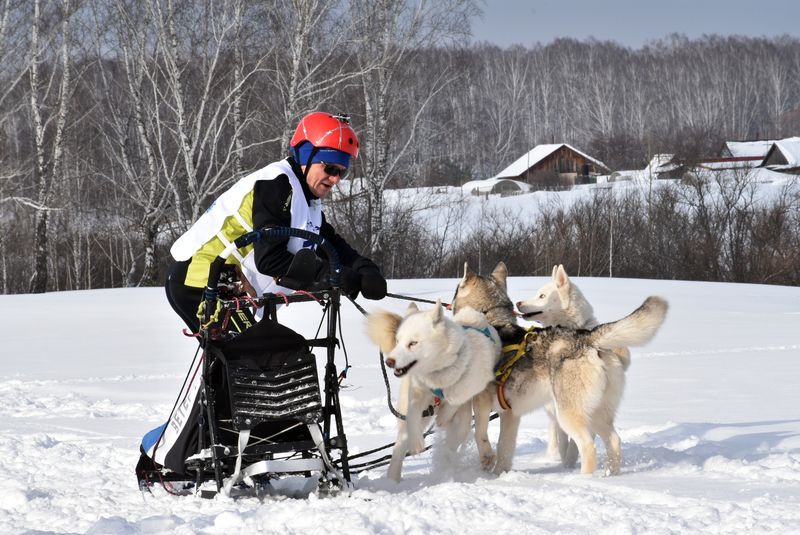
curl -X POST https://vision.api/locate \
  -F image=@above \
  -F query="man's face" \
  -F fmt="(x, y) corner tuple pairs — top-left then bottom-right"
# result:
(305, 162), (347, 198)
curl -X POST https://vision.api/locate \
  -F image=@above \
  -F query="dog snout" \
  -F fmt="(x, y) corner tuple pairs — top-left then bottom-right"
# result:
(385, 357), (396, 368)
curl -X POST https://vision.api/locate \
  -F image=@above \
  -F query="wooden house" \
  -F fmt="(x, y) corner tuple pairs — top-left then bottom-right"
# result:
(493, 144), (609, 190)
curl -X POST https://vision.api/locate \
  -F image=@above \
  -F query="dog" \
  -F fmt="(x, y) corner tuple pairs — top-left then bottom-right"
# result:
(365, 300), (500, 481)
(517, 264), (632, 465)
(517, 264), (631, 370)
(453, 262), (668, 476)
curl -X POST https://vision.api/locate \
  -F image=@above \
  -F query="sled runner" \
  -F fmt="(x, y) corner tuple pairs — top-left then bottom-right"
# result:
(137, 228), (353, 497)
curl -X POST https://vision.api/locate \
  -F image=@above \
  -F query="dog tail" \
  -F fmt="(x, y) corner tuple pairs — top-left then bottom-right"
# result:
(588, 296), (668, 349)
(365, 310), (403, 354)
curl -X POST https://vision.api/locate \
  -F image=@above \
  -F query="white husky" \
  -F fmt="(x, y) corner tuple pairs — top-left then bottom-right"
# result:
(517, 264), (631, 465)
(365, 301), (500, 481)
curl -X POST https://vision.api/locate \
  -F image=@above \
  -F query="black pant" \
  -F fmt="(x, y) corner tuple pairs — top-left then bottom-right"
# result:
(165, 260), (204, 333)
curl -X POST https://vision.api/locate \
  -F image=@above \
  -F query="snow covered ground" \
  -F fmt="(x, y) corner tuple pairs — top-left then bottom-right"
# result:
(2, 275), (800, 534)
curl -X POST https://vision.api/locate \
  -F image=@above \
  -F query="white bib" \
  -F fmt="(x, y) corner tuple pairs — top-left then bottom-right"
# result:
(170, 159), (322, 297)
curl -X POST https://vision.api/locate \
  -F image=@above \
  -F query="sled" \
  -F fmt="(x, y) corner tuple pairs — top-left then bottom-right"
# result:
(136, 228), (354, 498)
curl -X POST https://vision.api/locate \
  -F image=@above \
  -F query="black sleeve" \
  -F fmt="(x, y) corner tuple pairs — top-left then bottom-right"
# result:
(252, 178), (382, 281)
(252, 176), (296, 277)
(319, 213), (361, 267)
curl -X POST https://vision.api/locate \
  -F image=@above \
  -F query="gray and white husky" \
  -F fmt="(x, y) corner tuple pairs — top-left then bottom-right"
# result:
(365, 301), (500, 481)
(517, 264), (632, 465)
(453, 262), (668, 475)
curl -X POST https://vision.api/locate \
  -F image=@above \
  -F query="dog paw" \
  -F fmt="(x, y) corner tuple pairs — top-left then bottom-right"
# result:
(562, 457), (578, 470)
(493, 461), (511, 475)
(604, 464), (621, 477)
(480, 451), (496, 471)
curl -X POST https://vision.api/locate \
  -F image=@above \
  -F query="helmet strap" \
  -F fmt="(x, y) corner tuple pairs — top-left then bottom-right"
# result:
(292, 145), (320, 182)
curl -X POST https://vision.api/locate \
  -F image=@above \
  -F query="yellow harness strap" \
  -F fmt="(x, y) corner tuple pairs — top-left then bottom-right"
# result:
(495, 327), (539, 410)
(197, 299), (222, 330)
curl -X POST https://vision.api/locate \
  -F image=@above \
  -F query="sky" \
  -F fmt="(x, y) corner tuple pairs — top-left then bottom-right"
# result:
(472, 0), (800, 49)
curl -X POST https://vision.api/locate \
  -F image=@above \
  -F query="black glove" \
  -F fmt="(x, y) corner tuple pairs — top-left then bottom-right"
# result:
(309, 258), (361, 298)
(357, 266), (387, 300)
(338, 266), (362, 299)
(279, 249), (323, 291)
(351, 256), (387, 300)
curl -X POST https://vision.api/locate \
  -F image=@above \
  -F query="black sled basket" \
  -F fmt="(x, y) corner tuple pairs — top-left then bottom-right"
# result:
(215, 319), (323, 431)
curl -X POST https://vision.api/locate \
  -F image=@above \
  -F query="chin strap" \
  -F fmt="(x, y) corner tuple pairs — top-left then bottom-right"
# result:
(292, 145), (320, 183)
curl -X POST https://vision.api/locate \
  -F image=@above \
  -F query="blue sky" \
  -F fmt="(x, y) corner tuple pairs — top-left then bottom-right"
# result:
(472, 0), (800, 48)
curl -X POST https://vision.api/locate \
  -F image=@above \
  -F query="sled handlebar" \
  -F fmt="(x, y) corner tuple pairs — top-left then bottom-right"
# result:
(203, 227), (341, 304)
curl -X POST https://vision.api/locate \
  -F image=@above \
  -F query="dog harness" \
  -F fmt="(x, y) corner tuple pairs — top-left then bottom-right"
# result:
(429, 325), (497, 401)
(495, 326), (540, 410)
(462, 324), (495, 340)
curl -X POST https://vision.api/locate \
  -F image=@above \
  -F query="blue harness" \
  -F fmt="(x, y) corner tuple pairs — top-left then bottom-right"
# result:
(462, 325), (495, 340)
(430, 325), (496, 400)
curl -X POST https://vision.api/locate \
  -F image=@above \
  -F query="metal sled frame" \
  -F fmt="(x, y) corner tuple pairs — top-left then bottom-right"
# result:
(194, 228), (351, 496)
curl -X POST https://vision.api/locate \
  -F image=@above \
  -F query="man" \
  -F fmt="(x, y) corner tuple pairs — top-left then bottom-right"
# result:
(165, 111), (386, 331)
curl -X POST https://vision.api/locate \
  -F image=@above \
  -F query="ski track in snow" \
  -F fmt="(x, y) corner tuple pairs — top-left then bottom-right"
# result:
(2, 280), (800, 534)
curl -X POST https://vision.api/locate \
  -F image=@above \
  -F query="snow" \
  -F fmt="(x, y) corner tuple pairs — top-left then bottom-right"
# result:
(770, 137), (800, 168)
(2, 276), (800, 534)
(725, 140), (776, 159)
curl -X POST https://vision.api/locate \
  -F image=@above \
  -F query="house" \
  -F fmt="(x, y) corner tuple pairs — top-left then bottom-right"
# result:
(613, 154), (689, 182)
(644, 154), (688, 179)
(759, 137), (800, 174)
(709, 136), (800, 175)
(697, 139), (778, 170)
(492, 144), (610, 190)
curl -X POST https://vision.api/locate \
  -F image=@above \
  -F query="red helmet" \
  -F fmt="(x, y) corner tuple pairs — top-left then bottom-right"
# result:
(290, 112), (359, 158)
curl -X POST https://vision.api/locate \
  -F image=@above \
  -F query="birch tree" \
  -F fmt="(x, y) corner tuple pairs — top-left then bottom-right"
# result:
(0, 0), (29, 210)
(143, 0), (272, 228)
(266, 0), (366, 149)
(28, 0), (74, 293)
(348, 0), (477, 265)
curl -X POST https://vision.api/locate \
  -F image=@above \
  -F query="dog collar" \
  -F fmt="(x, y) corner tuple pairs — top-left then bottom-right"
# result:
(462, 325), (495, 341)
(431, 387), (445, 399)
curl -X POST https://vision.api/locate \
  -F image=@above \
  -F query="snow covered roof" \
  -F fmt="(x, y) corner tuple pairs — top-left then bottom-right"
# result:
(645, 154), (677, 173)
(762, 136), (800, 169)
(461, 177), (531, 195)
(724, 140), (776, 159)
(697, 157), (763, 170)
(492, 144), (608, 179)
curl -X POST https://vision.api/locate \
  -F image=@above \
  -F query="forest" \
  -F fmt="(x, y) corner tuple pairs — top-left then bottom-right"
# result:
(1, 0), (799, 293)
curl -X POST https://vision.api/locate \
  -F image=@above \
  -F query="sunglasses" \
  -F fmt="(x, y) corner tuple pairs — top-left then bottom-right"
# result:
(319, 162), (348, 179)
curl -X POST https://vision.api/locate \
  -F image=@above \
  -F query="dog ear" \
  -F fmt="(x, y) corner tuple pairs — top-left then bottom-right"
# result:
(555, 265), (571, 301)
(460, 262), (476, 285)
(429, 299), (444, 325)
(365, 311), (403, 354)
(405, 302), (419, 316)
(491, 261), (508, 289)
(551, 265), (559, 279)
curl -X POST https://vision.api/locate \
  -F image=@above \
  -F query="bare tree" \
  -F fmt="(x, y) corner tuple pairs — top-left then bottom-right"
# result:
(141, 0), (273, 228)
(28, 0), (74, 293)
(264, 0), (369, 148)
(348, 0), (477, 265)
